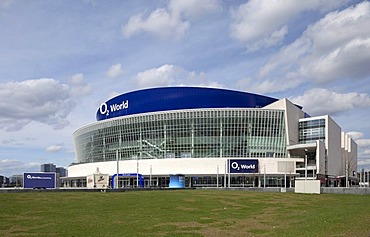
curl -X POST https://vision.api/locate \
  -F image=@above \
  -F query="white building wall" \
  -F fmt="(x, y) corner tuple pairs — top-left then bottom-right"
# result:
(341, 132), (348, 178)
(68, 157), (302, 177)
(349, 138), (357, 178)
(341, 132), (358, 178)
(263, 99), (304, 146)
(326, 116), (342, 177)
(316, 140), (326, 175)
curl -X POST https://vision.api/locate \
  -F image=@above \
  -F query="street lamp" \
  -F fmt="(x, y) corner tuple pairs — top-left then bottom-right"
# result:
(116, 150), (119, 189)
(304, 149), (308, 180)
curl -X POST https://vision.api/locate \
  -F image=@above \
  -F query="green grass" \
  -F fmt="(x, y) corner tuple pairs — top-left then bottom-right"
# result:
(0, 190), (369, 236)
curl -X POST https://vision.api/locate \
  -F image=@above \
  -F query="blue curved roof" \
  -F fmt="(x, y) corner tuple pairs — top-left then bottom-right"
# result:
(96, 87), (278, 121)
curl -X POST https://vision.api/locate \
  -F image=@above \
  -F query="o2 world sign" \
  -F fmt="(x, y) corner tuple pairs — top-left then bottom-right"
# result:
(99, 100), (129, 117)
(228, 159), (259, 173)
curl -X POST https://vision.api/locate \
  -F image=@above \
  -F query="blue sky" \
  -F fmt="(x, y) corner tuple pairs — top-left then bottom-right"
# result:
(0, 0), (370, 177)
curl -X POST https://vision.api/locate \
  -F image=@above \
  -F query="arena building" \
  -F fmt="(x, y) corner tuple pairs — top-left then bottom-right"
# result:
(66, 87), (357, 188)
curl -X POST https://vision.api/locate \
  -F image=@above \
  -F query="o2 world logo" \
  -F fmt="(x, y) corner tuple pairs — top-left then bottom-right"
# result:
(230, 162), (256, 171)
(100, 100), (129, 116)
(229, 159), (258, 173)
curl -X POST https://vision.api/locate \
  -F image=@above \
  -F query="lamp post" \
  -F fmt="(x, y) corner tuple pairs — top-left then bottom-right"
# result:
(304, 149), (308, 180)
(116, 150), (119, 189)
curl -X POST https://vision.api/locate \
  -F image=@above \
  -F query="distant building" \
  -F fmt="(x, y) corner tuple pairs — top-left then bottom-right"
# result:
(56, 167), (67, 177)
(0, 175), (9, 187)
(9, 175), (23, 187)
(41, 163), (56, 172)
(358, 169), (369, 187)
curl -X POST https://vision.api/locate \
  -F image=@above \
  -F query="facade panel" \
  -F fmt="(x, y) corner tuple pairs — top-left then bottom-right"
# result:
(75, 109), (287, 164)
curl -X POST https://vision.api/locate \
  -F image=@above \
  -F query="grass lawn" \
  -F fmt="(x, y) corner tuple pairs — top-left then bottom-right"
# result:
(0, 189), (369, 236)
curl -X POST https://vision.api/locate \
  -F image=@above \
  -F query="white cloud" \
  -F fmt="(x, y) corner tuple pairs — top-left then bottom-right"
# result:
(69, 73), (91, 97)
(134, 64), (182, 88)
(106, 63), (123, 78)
(122, 0), (221, 39)
(304, 2), (370, 56)
(356, 139), (370, 148)
(302, 38), (370, 83)
(69, 73), (84, 84)
(358, 158), (370, 169)
(0, 78), (76, 131)
(1, 138), (16, 145)
(168, 0), (222, 19)
(123, 8), (190, 39)
(0, 159), (40, 177)
(135, 64), (177, 87)
(229, 0), (347, 51)
(355, 142), (370, 170)
(361, 149), (370, 156)
(290, 88), (370, 116)
(347, 131), (365, 141)
(258, 1), (370, 89)
(107, 91), (121, 100)
(236, 73), (302, 94)
(133, 64), (212, 89)
(0, 0), (13, 9)
(46, 145), (65, 153)
(346, 131), (370, 149)
(344, 132), (370, 169)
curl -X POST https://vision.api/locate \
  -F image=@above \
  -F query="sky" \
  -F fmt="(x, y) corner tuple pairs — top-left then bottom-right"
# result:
(0, 0), (370, 177)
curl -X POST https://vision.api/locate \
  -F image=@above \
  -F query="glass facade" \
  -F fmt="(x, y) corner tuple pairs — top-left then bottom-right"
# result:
(299, 119), (325, 144)
(74, 109), (287, 163)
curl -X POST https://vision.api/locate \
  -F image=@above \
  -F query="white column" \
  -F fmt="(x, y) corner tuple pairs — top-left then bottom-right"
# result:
(216, 165), (219, 188)
(136, 159), (139, 188)
(150, 165), (152, 187)
(224, 160), (227, 188)
(284, 163), (287, 189)
(228, 159), (231, 188)
(263, 165), (266, 188)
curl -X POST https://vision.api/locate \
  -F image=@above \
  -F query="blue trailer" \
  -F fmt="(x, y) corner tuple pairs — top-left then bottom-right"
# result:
(23, 172), (56, 189)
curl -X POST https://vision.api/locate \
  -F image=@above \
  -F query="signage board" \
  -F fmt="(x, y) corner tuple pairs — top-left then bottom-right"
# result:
(87, 174), (109, 189)
(169, 174), (185, 188)
(96, 87), (278, 121)
(23, 172), (56, 189)
(228, 159), (259, 174)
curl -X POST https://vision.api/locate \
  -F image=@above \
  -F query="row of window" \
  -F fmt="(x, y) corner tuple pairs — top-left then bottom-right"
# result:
(299, 119), (326, 143)
(74, 109), (287, 163)
(299, 119), (325, 129)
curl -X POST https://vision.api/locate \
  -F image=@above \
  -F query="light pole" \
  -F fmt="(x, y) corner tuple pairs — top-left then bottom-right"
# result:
(304, 149), (308, 180)
(116, 150), (119, 189)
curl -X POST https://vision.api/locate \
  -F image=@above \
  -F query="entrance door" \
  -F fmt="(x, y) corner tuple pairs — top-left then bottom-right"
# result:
(122, 178), (131, 188)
